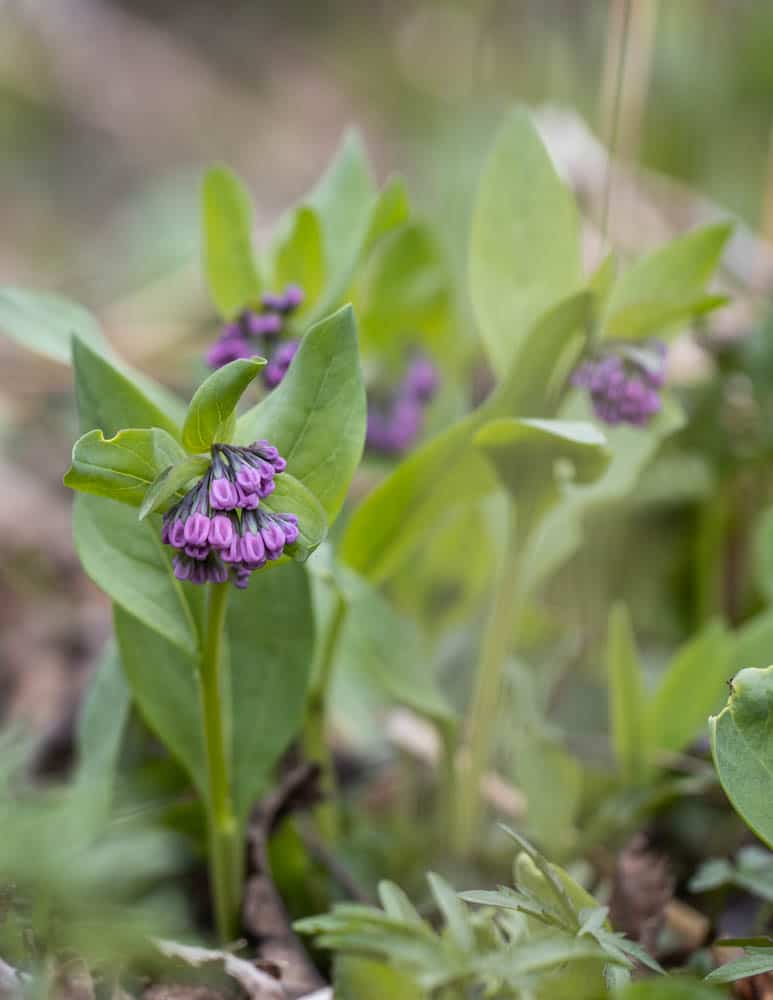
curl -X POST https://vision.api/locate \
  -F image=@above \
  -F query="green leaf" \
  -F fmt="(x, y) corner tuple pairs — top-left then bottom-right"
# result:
(711, 665), (773, 849)
(139, 455), (211, 519)
(73, 494), (202, 656)
(340, 291), (593, 582)
(378, 882), (426, 926)
(272, 206), (325, 311)
(75, 642), (130, 819)
(604, 222), (732, 336)
(236, 306), (366, 519)
(736, 609), (773, 670)
(307, 131), (376, 308)
(706, 947), (773, 984)
(335, 566), (455, 723)
(181, 357), (265, 454)
(262, 473), (327, 561)
(645, 620), (733, 758)
(334, 956), (423, 1000)
(469, 107), (582, 376)
(620, 977), (720, 998)
(607, 603), (646, 782)
(202, 166), (262, 318)
(114, 606), (205, 798)
(605, 293), (729, 340)
(754, 507), (773, 603)
(474, 417), (609, 504)
(0, 287), (109, 363)
(362, 175), (411, 252)
(228, 563), (314, 821)
(72, 336), (184, 439)
(427, 873), (473, 951)
(64, 428), (187, 508)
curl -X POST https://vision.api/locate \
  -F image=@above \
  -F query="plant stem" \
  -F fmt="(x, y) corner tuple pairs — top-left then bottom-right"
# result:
(599, 0), (634, 252)
(199, 581), (240, 942)
(303, 589), (347, 844)
(455, 502), (522, 856)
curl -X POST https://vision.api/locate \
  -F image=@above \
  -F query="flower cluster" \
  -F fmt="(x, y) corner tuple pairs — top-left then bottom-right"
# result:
(366, 354), (440, 455)
(162, 440), (299, 589)
(206, 284), (304, 390)
(571, 341), (667, 427)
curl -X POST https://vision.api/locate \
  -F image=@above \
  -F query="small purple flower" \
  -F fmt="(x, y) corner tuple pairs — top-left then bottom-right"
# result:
(366, 352), (441, 457)
(571, 341), (667, 428)
(263, 338), (300, 389)
(161, 438), (300, 589)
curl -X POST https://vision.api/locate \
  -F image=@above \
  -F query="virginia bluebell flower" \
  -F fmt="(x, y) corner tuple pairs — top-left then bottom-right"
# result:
(206, 284), (304, 390)
(366, 354), (440, 456)
(162, 440), (299, 589)
(571, 341), (667, 427)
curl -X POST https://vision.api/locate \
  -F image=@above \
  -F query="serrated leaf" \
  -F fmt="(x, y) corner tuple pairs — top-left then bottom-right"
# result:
(203, 166), (262, 317)
(469, 107), (582, 376)
(182, 357), (265, 454)
(64, 428), (187, 508)
(139, 455), (211, 519)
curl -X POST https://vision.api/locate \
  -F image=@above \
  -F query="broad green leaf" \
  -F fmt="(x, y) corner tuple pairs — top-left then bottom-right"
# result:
(307, 131), (376, 308)
(705, 948), (773, 984)
(605, 293), (728, 340)
(474, 418), (609, 504)
(607, 603), (646, 782)
(469, 107), (582, 376)
(736, 609), (773, 669)
(181, 357), (265, 454)
(604, 222), (732, 336)
(72, 336), (184, 439)
(335, 566), (454, 723)
(202, 166), (261, 318)
(261, 472), (327, 561)
(711, 665), (773, 849)
(645, 620), (733, 758)
(0, 287), (109, 362)
(139, 455), (211, 519)
(236, 306), (366, 519)
(64, 428), (187, 508)
(228, 563), (314, 821)
(355, 222), (451, 359)
(362, 175), (410, 253)
(272, 206), (325, 311)
(114, 606), (205, 798)
(73, 494), (202, 656)
(341, 292), (593, 581)
(334, 956), (423, 1000)
(75, 642), (130, 820)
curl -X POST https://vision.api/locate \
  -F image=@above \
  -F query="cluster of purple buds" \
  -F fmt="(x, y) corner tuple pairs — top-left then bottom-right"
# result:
(161, 439), (299, 589)
(570, 341), (667, 427)
(206, 284), (304, 390)
(366, 354), (440, 456)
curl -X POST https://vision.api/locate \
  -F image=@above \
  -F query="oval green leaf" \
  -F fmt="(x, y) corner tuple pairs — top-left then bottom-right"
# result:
(181, 357), (265, 454)
(0, 287), (109, 363)
(203, 165), (262, 318)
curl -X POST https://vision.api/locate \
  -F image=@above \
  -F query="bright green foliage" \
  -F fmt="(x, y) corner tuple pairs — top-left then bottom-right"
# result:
(607, 603), (646, 783)
(139, 454), (212, 519)
(65, 427), (189, 508)
(705, 942), (773, 984)
(181, 357), (265, 454)
(469, 108), (582, 376)
(74, 495), (203, 656)
(236, 305), (366, 519)
(603, 222), (732, 341)
(202, 165), (262, 318)
(72, 335), (185, 437)
(0, 287), (109, 362)
(271, 206), (326, 311)
(711, 665), (773, 849)
(621, 981), (724, 998)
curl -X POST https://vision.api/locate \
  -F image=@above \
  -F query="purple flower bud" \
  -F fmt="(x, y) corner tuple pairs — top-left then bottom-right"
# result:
(173, 555), (193, 581)
(253, 440), (279, 461)
(206, 335), (254, 369)
(234, 567), (252, 589)
(261, 520), (286, 554)
(241, 531), (266, 566)
(208, 515), (233, 549)
(245, 311), (282, 336)
(258, 478), (275, 498)
(236, 484), (260, 510)
(389, 397), (423, 451)
(281, 284), (304, 310)
(169, 519), (187, 549)
(571, 341), (666, 428)
(261, 291), (285, 311)
(236, 466), (261, 491)
(184, 512), (211, 546)
(210, 477), (239, 510)
(404, 356), (439, 402)
(221, 535), (242, 563)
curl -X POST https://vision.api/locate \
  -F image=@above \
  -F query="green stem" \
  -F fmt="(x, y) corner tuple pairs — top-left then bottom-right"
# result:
(303, 589), (348, 844)
(600, 0), (633, 252)
(455, 502), (522, 856)
(199, 581), (240, 942)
